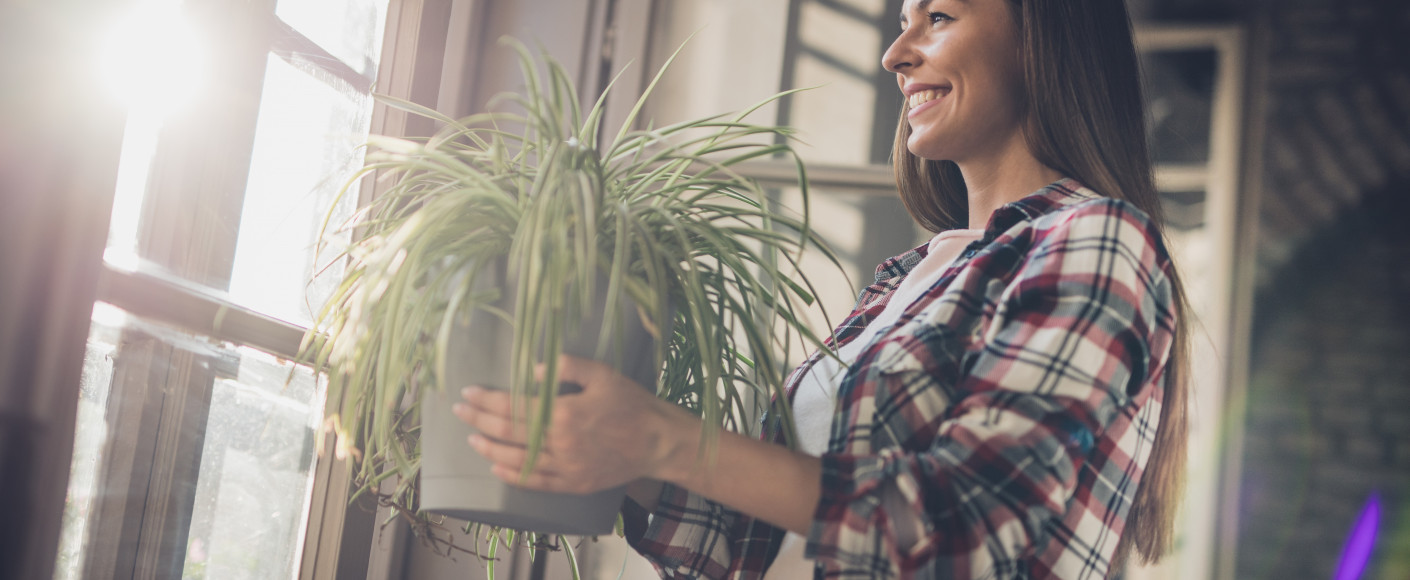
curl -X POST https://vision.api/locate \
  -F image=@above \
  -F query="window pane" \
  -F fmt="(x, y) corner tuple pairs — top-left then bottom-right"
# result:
(276, 0), (389, 75)
(787, 0), (895, 166)
(52, 305), (121, 580)
(104, 17), (389, 326)
(646, 0), (900, 167)
(226, 54), (375, 326)
(183, 346), (323, 579)
(104, 55), (382, 327)
(104, 112), (164, 263)
(52, 304), (325, 580)
(1161, 188), (1208, 232)
(1143, 48), (1217, 165)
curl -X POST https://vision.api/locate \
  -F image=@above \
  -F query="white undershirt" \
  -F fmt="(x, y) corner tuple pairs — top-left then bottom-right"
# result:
(763, 228), (983, 579)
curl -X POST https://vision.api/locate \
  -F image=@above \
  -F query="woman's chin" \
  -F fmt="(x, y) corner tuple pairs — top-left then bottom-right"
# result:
(906, 138), (952, 163)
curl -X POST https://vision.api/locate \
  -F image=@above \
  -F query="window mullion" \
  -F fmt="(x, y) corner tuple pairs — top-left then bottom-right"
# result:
(134, 1), (274, 290)
(77, 337), (167, 580)
(270, 15), (377, 95)
(130, 346), (218, 580)
(298, 1), (457, 578)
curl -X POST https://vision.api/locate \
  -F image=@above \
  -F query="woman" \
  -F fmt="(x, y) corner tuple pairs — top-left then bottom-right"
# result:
(453, 0), (1190, 577)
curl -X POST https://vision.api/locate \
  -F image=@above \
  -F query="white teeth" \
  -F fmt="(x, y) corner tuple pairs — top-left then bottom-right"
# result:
(908, 89), (942, 108)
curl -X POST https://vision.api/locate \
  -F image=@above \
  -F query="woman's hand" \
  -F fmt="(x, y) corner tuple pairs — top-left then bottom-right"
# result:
(452, 354), (686, 495)
(455, 354), (823, 535)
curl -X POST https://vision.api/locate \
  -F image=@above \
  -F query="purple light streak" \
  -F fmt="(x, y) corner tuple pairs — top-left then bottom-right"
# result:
(1333, 492), (1381, 580)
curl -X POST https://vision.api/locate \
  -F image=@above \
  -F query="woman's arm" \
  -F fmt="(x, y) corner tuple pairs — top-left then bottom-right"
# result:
(641, 398), (823, 535)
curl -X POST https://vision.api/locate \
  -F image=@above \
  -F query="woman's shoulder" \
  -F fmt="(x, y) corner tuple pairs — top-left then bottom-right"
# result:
(1028, 192), (1169, 259)
(995, 180), (1161, 245)
(1010, 189), (1178, 295)
(1033, 185), (1155, 227)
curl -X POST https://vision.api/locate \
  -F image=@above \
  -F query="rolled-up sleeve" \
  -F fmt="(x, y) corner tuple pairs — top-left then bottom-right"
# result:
(625, 482), (741, 578)
(807, 198), (1177, 578)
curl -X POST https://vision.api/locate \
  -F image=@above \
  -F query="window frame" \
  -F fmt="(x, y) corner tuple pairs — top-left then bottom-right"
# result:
(38, 0), (439, 578)
(1125, 25), (1251, 580)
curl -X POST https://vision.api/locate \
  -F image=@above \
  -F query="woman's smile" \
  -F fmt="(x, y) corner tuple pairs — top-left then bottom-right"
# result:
(906, 86), (949, 118)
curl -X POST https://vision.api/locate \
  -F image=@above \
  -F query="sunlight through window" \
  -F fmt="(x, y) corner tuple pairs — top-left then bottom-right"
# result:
(97, 0), (207, 269)
(97, 1), (207, 116)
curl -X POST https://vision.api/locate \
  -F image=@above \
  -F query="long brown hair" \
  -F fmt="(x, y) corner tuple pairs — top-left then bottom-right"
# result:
(891, 0), (1190, 568)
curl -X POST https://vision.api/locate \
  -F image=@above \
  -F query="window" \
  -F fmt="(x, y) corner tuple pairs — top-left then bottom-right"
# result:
(1127, 26), (1248, 580)
(54, 0), (393, 578)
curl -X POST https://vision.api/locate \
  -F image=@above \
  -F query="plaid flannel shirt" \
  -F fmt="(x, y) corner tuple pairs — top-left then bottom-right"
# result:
(623, 179), (1177, 579)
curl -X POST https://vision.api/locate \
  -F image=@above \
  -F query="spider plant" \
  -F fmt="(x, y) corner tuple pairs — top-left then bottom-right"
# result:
(301, 38), (842, 557)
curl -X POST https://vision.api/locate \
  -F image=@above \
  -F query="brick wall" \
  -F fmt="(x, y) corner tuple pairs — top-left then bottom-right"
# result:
(1246, 0), (1410, 284)
(1236, 187), (1410, 579)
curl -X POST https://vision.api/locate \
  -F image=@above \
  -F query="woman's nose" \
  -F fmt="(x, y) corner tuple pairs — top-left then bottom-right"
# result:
(882, 32), (918, 74)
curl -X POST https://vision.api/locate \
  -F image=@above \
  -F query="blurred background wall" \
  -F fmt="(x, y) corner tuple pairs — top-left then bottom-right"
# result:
(1133, 0), (1410, 578)
(1137, 0), (1410, 578)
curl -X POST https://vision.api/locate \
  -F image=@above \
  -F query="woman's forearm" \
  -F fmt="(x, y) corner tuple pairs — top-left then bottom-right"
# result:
(647, 400), (822, 535)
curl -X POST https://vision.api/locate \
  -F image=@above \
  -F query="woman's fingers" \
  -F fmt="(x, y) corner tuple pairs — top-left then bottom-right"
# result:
(468, 433), (531, 465)
(451, 399), (525, 442)
(469, 434), (558, 474)
(460, 386), (512, 413)
(455, 386), (547, 444)
(471, 435), (601, 494)
(456, 357), (663, 496)
(488, 465), (593, 494)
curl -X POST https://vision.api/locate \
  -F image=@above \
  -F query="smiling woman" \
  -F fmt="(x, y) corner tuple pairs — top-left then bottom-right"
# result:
(459, 0), (1191, 578)
(888, 0), (1193, 572)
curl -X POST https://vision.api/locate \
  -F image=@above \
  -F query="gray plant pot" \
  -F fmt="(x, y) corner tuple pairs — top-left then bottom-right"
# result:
(419, 263), (664, 535)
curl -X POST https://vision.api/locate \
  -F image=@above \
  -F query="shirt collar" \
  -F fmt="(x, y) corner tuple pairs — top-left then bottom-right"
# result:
(872, 178), (1097, 284)
(981, 177), (1098, 237)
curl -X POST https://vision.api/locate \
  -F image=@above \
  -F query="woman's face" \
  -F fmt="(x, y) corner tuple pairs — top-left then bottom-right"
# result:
(882, 0), (1027, 164)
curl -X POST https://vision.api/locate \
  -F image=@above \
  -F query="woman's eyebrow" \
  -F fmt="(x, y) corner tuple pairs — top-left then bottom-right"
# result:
(902, 0), (972, 25)
(899, 0), (932, 25)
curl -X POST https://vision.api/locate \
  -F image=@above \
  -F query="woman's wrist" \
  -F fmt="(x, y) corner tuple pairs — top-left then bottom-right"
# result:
(643, 397), (703, 485)
(638, 396), (822, 535)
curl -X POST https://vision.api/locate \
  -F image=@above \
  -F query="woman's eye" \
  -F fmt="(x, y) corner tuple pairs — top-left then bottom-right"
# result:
(928, 12), (953, 24)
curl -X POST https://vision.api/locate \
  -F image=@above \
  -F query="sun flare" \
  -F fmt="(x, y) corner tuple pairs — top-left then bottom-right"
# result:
(97, 1), (207, 116)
